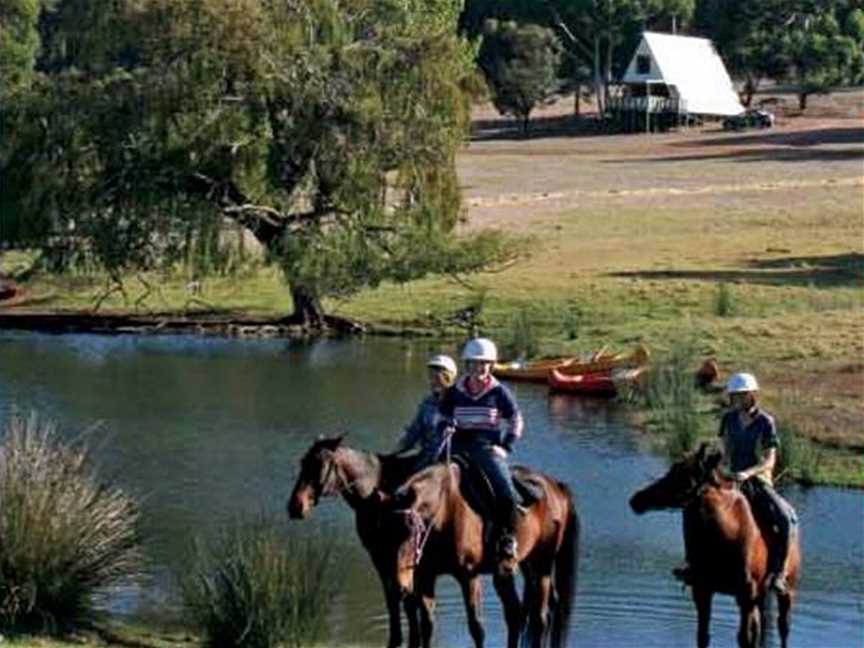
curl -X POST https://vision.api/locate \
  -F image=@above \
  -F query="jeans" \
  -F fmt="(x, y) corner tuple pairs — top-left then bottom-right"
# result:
(742, 478), (798, 575)
(452, 435), (518, 535)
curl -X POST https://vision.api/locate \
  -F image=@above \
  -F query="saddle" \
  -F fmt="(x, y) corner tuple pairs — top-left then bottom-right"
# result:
(450, 455), (545, 521)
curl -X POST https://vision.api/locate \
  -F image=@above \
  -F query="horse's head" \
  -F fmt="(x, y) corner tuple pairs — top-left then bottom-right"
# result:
(630, 443), (723, 514)
(386, 463), (456, 596)
(287, 435), (345, 519)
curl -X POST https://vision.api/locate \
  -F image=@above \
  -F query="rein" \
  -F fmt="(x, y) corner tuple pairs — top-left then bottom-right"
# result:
(398, 507), (436, 568)
(398, 427), (458, 569)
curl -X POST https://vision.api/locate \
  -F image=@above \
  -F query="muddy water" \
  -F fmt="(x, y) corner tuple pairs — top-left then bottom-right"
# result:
(0, 332), (860, 647)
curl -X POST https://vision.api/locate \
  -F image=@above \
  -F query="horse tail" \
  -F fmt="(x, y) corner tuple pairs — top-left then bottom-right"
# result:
(550, 482), (580, 648)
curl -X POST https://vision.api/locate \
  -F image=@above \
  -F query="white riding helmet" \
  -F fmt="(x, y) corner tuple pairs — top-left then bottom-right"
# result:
(427, 354), (458, 377)
(462, 337), (498, 363)
(726, 372), (759, 394)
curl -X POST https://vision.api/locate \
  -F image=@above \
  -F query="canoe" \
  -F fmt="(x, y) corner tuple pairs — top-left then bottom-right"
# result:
(493, 357), (576, 383)
(557, 344), (650, 376)
(548, 368), (617, 397)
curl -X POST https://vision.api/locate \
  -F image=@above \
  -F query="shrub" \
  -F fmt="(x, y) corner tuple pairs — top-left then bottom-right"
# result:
(641, 342), (708, 459)
(776, 420), (821, 487)
(713, 282), (736, 317)
(181, 516), (337, 648)
(503, 307), (538, 360)
(0, 413), (143, 634)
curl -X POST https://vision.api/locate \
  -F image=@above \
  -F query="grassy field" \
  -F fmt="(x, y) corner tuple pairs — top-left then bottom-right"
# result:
(3, 92), (862, 485)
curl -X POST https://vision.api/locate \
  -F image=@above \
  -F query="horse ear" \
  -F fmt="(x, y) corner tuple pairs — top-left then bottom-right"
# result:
(696, 442), (709, 461)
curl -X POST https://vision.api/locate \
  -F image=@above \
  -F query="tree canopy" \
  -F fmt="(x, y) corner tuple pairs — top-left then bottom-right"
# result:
(1, 0), (507, 325)
(479, 20), (562, 131)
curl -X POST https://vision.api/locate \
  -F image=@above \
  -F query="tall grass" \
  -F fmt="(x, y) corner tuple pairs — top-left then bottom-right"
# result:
(776, 420), (821, 487)
(0, 413), (143, 634)
(642, 342), (707, 459)
(502, 307), (539, 360)
(181, 516), (337, 648)
(713, 282), (736, 317)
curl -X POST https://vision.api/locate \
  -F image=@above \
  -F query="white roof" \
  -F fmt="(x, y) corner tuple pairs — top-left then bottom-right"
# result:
(622, 32), (743, 116)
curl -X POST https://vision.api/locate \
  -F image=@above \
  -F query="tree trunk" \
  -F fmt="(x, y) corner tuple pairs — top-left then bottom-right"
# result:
(741, 76), (757, 107)
(573, 81), (581, 116)
(593, 36), (604, 115)
(798, 92), (808, 111)
(287, 284), (325, 328)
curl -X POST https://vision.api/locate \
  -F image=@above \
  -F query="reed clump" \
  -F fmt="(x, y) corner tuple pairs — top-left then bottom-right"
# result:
(180, 516), (337, 648)
(0, 413), (144, 635)
(641, 342), (710, 459)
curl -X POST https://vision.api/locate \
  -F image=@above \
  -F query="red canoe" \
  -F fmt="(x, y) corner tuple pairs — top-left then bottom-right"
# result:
(548, 368), (617, 397)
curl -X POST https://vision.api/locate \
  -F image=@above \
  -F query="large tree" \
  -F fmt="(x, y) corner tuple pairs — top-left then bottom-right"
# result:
(479, 20), (563, 131)
(695, 0), (864, 108)
(0, 0), (42, 95)
(1, 0), (506, 326)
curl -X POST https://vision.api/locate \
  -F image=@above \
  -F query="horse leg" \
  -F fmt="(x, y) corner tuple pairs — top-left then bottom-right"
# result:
(417, 572), (437, 648)
(532, 575), (554, 648)
(493, 573), (523, 648)
(693, 587), (713, 648)
(404, 594), (422, 648)
(736, 596), (761, 648)
(375, 566), (403, 648)
(777, 592), (792, 648)
(460, 575), (485, 648)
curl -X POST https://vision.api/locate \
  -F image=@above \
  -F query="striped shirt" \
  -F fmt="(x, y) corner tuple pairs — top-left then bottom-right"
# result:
(439, 376), (524, 446)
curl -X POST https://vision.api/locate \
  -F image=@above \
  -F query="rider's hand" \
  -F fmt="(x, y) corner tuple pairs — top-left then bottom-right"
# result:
(493, 445), (509, 459)
(733, 471), (749, 483)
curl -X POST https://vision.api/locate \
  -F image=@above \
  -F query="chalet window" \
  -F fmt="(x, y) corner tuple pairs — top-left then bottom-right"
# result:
(636, 55), (651, 75)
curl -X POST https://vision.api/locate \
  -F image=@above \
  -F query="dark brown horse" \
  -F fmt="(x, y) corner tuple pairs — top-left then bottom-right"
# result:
(629, 443), (801, 648)
(287, 436), (421, 648)
(389, 461), (580, 648)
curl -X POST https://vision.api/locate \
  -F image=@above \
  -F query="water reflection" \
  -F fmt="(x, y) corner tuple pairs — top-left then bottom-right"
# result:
(0, 332), (861, 647)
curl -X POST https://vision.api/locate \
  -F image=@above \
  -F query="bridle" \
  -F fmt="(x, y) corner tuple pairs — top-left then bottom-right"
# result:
(398, 425), (458, 568)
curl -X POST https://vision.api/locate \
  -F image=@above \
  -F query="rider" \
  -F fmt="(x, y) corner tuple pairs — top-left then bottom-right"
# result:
(675, 372), (798, 594)
(392, 354), (458, 470)
(438, 337), (524, 574)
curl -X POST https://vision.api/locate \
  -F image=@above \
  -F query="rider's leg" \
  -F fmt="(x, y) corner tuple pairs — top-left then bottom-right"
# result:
(744, 480), (797, 594)
(472, 444), (520, 569)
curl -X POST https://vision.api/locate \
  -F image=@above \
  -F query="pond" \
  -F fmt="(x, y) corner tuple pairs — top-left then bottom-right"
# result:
(0, 332), (860, 647)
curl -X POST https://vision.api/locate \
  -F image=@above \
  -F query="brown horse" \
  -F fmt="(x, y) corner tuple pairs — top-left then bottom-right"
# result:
(287, 436), (421, 648)
(389, 461), (580, 648)
(629, 443), (800, 648)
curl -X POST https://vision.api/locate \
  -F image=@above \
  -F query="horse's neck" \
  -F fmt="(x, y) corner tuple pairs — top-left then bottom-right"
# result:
(335, 447), (381, 504)
(693, 481), (758, 540)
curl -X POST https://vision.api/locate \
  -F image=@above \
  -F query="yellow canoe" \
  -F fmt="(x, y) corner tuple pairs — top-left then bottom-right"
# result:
(558, 344), (650, 376)
(493, 357), (577, 383)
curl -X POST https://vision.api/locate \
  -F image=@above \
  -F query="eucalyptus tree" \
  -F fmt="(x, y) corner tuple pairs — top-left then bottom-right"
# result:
(0, 0), (42, 94)
(695, 0), (864, 109)
(1, 0), (506, 326)
(479, 20), (563, 132)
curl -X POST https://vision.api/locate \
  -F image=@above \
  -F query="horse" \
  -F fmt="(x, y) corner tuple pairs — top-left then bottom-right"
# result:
(287, 436), (421, 648)
(629, 443), (800, 648)
(389, 460), (580, 648)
